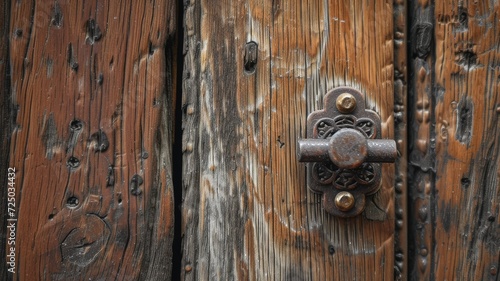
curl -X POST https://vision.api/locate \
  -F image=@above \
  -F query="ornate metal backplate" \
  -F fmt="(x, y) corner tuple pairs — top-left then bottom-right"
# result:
(305, 87), (383, 217)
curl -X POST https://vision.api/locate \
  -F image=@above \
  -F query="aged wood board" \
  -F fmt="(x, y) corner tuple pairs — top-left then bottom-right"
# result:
(408, 0), (500, 280)
(181, 0), (402, 279)
(3, 0), (177, 279)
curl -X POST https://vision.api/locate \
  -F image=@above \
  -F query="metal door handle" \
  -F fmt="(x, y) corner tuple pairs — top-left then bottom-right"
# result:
(297, 128), (396, 169)
(298, 87), (397, 217)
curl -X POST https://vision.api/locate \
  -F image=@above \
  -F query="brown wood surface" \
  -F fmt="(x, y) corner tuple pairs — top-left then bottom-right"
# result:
(2, 0), (498, 279)
(408, 0), (500, 280)
(6, 0), (176, 279)
(181, 0), (400, 279)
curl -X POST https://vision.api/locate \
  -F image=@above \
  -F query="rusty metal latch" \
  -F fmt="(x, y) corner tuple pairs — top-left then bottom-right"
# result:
(297, 87), (397, 217)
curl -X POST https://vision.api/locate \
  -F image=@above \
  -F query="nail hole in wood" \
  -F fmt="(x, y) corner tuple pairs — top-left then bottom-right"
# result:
(244, 41), (258, 74)
(66, 196), (79, 208)
(67, 156), (80, 169)
(461, 177), (470, 188)
(328, 245), (335, 255)
(69, 119), (83, 131)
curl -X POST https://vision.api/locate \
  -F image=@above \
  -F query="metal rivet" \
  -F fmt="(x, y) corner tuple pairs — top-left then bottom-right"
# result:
(185, 142), (193, 152)
(335, 191), (355, 211)
(419, 248), (428, 256)
(336, 93), (357, 113)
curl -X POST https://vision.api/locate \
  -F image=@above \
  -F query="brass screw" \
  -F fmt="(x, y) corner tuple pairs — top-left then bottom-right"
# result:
(335, 191), (355, 211)
(336, 93), (357, 113)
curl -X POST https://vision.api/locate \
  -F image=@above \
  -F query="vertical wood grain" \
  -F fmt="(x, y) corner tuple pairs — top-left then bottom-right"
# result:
(433, 1), (499, 280)
(408, 0), (500, 280)
(7, 0), (176, 279)
(181, 0), (400, 279)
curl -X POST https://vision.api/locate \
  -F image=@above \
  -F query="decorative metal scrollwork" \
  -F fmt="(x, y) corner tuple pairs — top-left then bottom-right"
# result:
(297, 87), (397, 217)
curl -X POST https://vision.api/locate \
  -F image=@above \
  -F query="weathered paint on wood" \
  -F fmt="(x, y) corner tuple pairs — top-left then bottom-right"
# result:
(6, 0), (176, 279)
(408, 0), (500, 280)
(181, 0), (400, 279)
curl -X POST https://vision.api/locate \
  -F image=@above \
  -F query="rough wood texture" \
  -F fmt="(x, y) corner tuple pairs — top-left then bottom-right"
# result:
(408, 0), (500, 280)
(181, 0), (399, 279)
(8, 0), (176, 279)
(407, 0), (435, 279)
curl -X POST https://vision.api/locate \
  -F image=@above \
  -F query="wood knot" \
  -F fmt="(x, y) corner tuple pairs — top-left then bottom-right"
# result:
(60, 215), (110, 267)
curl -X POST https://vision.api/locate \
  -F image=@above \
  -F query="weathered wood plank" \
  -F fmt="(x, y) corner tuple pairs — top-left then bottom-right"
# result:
(407, 0), (435, 279)
(7, 0), (176, 279)
(181, 0), (400, 280)
(408, 0), (500, 280)
(433, 1), (500, 280)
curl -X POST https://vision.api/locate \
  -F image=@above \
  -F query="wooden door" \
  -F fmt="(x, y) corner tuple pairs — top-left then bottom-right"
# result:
(1, 0), (499, 280)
